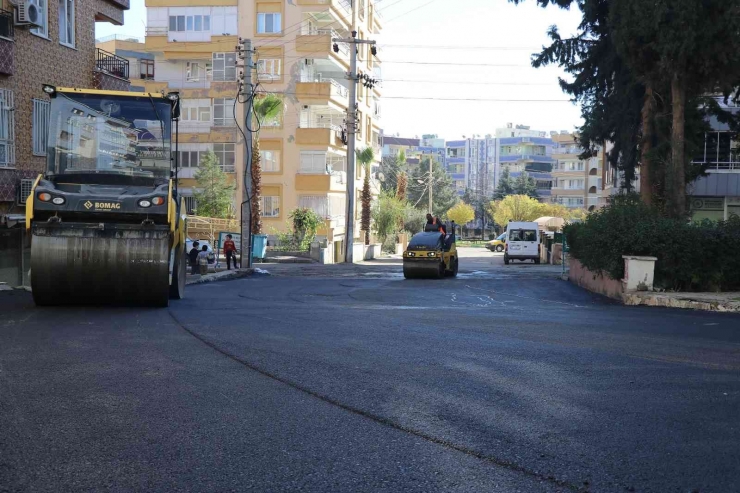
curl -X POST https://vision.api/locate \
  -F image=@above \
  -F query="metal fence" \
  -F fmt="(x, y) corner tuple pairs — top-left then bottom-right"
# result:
(95, 48), (130, 80)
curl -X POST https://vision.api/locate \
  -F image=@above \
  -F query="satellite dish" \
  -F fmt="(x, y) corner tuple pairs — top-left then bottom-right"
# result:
(377, 172), (385, 182)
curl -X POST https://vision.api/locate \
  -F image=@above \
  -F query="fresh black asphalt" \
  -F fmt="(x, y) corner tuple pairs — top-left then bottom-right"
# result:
(1, 251), (739, 492)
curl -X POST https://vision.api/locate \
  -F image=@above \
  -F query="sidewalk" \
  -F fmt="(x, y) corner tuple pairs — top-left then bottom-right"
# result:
(623, 291), (740, 313)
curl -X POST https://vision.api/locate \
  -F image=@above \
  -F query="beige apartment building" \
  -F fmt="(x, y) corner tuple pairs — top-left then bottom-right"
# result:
(550, 132), (606, 212)
(236, 0), (382, 258)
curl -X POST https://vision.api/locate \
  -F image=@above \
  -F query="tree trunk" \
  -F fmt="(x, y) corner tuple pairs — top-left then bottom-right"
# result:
(361, 166), (372, 246)
(670, 73), (687, 218)
(251, 139), (262, 235)
(640, 83), (655, 206)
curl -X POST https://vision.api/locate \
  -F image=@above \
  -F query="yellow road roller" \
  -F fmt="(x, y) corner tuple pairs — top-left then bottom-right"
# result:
(403, 222), (458, 279)
(26, 86), (187, 306)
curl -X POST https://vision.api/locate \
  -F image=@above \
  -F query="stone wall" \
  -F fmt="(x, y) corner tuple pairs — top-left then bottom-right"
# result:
(569, 258), (624, 300)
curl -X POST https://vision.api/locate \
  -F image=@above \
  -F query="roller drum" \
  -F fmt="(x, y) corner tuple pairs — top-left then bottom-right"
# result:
(31, 223), (171, 306)
(403, 260), (444, 279)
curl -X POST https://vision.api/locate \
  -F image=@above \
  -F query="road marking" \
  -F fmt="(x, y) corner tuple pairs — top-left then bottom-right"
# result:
(464, 285), (587, 308)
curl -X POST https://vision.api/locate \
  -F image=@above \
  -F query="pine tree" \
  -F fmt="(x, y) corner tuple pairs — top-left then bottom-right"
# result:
(194, 151), (236, 219)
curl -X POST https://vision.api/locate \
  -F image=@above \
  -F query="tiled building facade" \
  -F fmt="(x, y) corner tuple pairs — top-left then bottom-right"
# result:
(0, 0), (129, 212)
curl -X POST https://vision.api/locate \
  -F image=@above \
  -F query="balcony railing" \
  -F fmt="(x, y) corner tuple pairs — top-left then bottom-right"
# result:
(95, 48), (129, 80)
(96, 34), (143, 44)
(0, 9), (15, 39)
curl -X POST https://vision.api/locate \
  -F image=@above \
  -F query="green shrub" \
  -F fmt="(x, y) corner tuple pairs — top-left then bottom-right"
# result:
(565, 194), (740, 292)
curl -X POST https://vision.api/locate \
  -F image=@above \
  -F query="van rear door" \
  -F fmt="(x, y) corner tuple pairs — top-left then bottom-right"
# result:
(521, 229), (538, 257)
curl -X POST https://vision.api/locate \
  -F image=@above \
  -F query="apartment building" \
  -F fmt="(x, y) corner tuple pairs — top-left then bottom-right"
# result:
(550, 132), (605, 211)
(690, 98), (740, 221)
(142, 0), (239, 214)
(494, 124), (555, 199)
(236, 0), (383, 258)
(0, 0), (130, 214)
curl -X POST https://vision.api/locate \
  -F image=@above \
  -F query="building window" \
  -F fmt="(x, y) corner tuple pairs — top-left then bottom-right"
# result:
(31, 0), (48, 37)
(184, 196), (197, 214)
(169, 15), (210, 32)
(32, 99), (50, 156)
(58, 0), (74, 46)
(256, 58), (281, 81)
(213, 143), (235, 172)
(179, 150), (204, 168)
(186, 62), (202, 81)
(212, 53), (236, 81)
(261, 196), (280, 217)
(261, 150), (280, 172)
(299, 195), (328, 218)
(0, 89), (14, 166)
(213, 98), (235, 126)
(257, 12), (281, 34)
(140, 59), (155, 80)
(182, 102), (211, 122)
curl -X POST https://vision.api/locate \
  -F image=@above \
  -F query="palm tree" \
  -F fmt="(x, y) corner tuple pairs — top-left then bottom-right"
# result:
(356, 147), (375, 245)
(250, 94), (283, 234)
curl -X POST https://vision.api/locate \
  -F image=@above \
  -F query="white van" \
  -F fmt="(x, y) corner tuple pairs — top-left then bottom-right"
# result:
(504, 221), (540, 264)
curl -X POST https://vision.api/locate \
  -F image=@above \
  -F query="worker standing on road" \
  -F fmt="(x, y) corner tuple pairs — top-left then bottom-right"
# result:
(197, 245), (210, 275)
(188, 241), (200, 275)
(223, 234), (237, 270)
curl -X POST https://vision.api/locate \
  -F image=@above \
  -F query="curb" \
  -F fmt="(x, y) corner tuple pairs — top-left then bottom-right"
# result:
(622, 292), (740, 313)
(186, 268), (268, 286)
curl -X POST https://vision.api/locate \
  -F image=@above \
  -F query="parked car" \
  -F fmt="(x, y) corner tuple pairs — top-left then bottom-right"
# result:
(504, 222), (540, 264)
(185, 238), (216, 265)
(486, 233), (507, 252)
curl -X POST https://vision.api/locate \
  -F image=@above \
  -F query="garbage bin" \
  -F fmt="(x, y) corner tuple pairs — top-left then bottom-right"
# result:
(252, 234), (267, 260)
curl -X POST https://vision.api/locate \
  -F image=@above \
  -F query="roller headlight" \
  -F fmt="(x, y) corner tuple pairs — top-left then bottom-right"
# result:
(151, 196), (165, 206)
(51, 197), (65, 205)
(138, 199), (152, 208)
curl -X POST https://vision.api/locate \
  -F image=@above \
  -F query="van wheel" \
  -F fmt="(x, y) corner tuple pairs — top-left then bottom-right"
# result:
(535, 258), (541, 265)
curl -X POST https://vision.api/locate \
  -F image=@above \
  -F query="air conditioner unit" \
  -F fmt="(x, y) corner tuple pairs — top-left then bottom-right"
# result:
(14, 0), (42, 27)
(18, 178), (33, 205)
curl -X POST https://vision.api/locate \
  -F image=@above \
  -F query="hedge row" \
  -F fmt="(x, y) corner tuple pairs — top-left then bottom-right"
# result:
(564, 195), (740, 292)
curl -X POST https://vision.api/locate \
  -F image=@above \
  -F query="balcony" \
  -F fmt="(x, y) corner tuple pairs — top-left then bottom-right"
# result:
(95, 48), (129, 80)
(296, 125), (347, 149)
(296, 78), (349, 108)
(297, 0), (352, 26)
(295, 29), (350, 66)
(93, 48), (130, 91)
(499, 154), (555, 163)
(297, 153), (346, 191)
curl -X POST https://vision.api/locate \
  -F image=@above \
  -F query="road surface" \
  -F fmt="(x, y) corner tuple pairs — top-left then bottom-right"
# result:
(1, 248), (738, 492)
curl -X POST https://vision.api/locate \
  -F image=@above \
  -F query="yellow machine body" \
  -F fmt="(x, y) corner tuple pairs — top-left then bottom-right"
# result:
(403, 232), (459, 279)
(25, 86), (187, 306)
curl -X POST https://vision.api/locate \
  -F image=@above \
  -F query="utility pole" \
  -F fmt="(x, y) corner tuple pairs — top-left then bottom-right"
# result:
(333, 32), (376, 263)
(237, 38), (254, 269)
(427, 153), (433, 215)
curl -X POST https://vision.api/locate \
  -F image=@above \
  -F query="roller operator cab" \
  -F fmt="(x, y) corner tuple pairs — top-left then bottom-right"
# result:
(26, 86), (187, 306)
(402, 222), (458, 279)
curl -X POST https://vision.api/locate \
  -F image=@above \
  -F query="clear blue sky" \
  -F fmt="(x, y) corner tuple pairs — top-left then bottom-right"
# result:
(96, 0), (584, 140)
